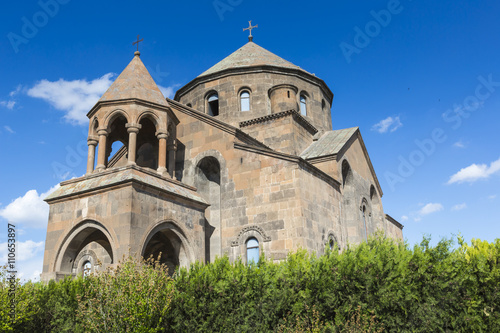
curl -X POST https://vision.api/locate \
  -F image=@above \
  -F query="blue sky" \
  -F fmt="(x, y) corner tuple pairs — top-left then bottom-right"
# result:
(1, 0), (499, 281)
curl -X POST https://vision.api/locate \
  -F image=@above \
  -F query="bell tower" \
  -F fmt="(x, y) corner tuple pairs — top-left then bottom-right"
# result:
(41, 51), (208, 281)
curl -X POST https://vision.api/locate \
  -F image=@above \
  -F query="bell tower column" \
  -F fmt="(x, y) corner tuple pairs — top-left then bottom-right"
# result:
(126, 123), (142, 165)
(86, 136), (98, 175)
(156, 131), (169, 176)
(95, 128), (109, 171)
(167, 141), (177, 179)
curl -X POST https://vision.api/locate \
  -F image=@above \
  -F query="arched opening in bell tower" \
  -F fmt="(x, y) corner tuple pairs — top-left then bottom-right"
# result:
(106, 115), (128, 168)
(136, 117), (159, 170)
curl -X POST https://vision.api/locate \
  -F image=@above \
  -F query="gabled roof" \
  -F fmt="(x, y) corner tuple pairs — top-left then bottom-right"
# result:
(300, 127), (358, 159)
(300, 127), (383, 197)
(198, 41), (305, 77)
(98, 52), (168, 107)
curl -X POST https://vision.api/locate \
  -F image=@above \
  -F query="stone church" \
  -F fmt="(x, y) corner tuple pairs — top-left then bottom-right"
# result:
(41, 34), (403, 281)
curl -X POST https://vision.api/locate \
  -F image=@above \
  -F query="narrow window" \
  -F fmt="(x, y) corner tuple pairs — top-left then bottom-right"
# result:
(362, 206), (368, 241)
(207, 93), (219, 116)
(329, 238), (335, 250)
(83, 260), (92, 277)
(240, 91), (250, 111)
(300, 95), (307, 116)
(246, 238), (259, 264)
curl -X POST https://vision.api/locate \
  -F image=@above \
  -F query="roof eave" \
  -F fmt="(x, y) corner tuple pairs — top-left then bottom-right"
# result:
(174, 65), (334, 104)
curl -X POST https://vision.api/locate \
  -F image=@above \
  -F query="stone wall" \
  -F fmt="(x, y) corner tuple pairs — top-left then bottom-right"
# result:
(41, 168), (207, 282)
(176, 71), (332, 132)
(172, 102), (346, 263)
(241, 110), (317, 156)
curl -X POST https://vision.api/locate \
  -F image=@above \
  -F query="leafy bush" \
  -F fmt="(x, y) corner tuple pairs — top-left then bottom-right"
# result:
(76, 256), (174, 333)
(1, 235), (499, 332)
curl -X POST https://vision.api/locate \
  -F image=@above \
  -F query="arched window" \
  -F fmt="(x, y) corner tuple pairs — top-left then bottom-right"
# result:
(246, 238), (259, 264)
(207, 93), (219, 116)
(240, 91), (250, 111)
(362, 205), (368, 241)
(83, 260), (92, 277)
(300, 94), (307, 116)
(329, 238), (335, 250)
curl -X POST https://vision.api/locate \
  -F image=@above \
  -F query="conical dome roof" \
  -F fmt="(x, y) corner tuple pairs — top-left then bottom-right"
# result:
(99, 52), (168, 106)
(198, 41), (305, 77)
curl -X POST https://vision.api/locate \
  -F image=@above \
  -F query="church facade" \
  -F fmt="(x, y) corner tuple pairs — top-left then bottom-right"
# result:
(41, 38), (403, 281)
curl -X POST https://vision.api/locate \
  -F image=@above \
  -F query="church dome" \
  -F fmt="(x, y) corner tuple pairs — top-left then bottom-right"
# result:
(198, 41), (305, 77)
(174, 41), (333, 131)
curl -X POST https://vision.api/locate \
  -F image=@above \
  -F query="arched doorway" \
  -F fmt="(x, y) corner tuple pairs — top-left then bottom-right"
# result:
(56, 222), (114, 276)
(142, 222), (193, 275)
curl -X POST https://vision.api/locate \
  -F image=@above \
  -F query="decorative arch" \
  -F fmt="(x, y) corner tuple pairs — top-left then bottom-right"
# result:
(205, 90), (219, 116)
(326, 231), (340, 251)
(89, 117), (99, 137)
(53, 220), (116, 274)
(238, 86), (253, 94)
(136, 110), (163, 132)
(74, 249), (98, 276)
(103, 109), (131, 129)
(140, 220), (195, 271)
(359, 197), (371, 241)
(231, 225), (272, 247)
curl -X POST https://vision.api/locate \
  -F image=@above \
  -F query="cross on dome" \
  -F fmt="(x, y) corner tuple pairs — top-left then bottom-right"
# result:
(243, 21), (258, 42)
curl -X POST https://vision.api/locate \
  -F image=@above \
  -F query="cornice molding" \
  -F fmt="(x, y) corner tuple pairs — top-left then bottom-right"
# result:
(239, 109), (318, 135)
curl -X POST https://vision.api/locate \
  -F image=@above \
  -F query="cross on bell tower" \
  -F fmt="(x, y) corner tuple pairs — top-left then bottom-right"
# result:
(133, 35), (144, 55)
(243, 21), (258, 42)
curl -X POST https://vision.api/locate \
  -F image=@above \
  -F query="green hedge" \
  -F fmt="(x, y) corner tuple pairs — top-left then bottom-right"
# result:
(1, 235), (499, 332)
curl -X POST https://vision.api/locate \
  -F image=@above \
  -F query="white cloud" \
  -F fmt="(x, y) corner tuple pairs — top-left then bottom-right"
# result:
(401, 215), (408, 222)
(0, 85), (23, 110)
(419, 203), (444, 216)
(371, 116), (402, 133)
(0, 240), (44, 282)
(451, 203), (467, 211)
(0, 185), (59, 229)
(3, 125), (15, 134)
(447, 157), (500, 184)
(489, 195), (497, 200)
(410, 203), (443, 221)
(0, 100), (16, 109)
(27, 74), (115, 125)
(158, 84), (180, 99)
(0, 240), (45, 282)
(9, 85), (22, 97)
(453, 141), (466, 148)
(0, 240), (45, 262)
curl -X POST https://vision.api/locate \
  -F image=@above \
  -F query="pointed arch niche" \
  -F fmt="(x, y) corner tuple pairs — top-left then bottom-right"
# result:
(195, 156), (221, 262)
